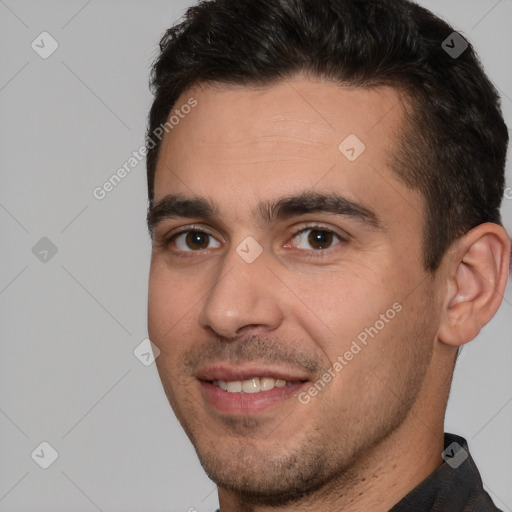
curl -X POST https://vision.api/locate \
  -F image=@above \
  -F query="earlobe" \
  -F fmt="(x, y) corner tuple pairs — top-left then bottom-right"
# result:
(438, 223), (511, 347)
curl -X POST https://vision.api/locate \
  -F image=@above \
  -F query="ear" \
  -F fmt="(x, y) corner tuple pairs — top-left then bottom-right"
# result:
(438, 223), (511, 347)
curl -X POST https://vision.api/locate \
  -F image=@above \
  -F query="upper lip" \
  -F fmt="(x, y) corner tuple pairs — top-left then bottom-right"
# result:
(196, 363), (311, 382)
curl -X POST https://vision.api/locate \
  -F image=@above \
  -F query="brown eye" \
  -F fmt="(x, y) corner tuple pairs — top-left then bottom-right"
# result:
(307, 230), (334, 249)
(291, 228), (342, 252)
(186, 232), (209, 250)
(173, 231), (220, 251)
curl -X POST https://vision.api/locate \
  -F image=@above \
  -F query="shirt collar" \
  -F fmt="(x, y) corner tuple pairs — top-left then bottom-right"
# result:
(390, 432), (499, 511)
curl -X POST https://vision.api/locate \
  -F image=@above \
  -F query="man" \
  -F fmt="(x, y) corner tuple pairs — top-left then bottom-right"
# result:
(145, 0), (510, 510)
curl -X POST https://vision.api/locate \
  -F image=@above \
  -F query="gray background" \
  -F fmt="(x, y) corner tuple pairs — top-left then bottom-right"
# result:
(0, 1), (511, 511)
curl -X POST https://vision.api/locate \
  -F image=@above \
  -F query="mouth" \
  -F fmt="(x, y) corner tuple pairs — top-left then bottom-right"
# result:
(197, 366), (311, 414)
(211, 376), (298, 393)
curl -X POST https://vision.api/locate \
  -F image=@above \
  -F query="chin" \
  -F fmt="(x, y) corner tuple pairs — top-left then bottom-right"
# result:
(191, 432), (344, 507)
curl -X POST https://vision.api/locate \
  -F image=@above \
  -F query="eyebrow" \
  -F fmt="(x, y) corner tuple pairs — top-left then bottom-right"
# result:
(147, 191), (383, 235)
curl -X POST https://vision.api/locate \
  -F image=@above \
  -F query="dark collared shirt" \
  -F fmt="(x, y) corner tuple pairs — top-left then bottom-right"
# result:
(390, 432), (502, 511)
(214, 433), (502, 511)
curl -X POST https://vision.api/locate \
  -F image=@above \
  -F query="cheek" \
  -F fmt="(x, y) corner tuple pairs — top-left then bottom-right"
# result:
(147, 265), (188, 348)
(147, 280), (169, 343)
(148, 268), (191, 405)
(286, 267), (402, 356)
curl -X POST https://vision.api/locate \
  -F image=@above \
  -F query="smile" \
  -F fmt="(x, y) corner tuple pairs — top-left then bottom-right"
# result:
(212, 377), (294, 393)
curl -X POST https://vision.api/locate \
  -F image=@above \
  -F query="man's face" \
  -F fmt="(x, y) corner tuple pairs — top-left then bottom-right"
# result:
(148, 78), (442, 501)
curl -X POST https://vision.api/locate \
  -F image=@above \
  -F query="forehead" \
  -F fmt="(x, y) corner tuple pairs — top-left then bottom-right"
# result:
(153, 77), (421, 231)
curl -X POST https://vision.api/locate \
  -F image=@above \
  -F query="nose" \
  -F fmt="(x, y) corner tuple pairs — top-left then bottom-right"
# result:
(198, 242), (284, 339)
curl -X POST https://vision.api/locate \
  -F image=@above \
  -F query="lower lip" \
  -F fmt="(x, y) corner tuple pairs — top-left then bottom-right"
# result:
(200, 381), (307, 414)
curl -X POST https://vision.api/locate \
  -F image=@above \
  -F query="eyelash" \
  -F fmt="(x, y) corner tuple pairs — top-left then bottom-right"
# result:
(159, 223), (347, 259)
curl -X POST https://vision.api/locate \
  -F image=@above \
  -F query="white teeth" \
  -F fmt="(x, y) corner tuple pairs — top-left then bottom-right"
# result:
(217, 380), (228, 391)
(260, 377), (276, 391)
(225, 381), (242, 393)
(213, 377), (293, 393)
(241, 378), (260, 393)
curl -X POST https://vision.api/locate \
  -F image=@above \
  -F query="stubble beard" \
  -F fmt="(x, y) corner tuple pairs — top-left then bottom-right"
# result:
(159, 307), (435, 508)
(179, 360), (430, 509)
